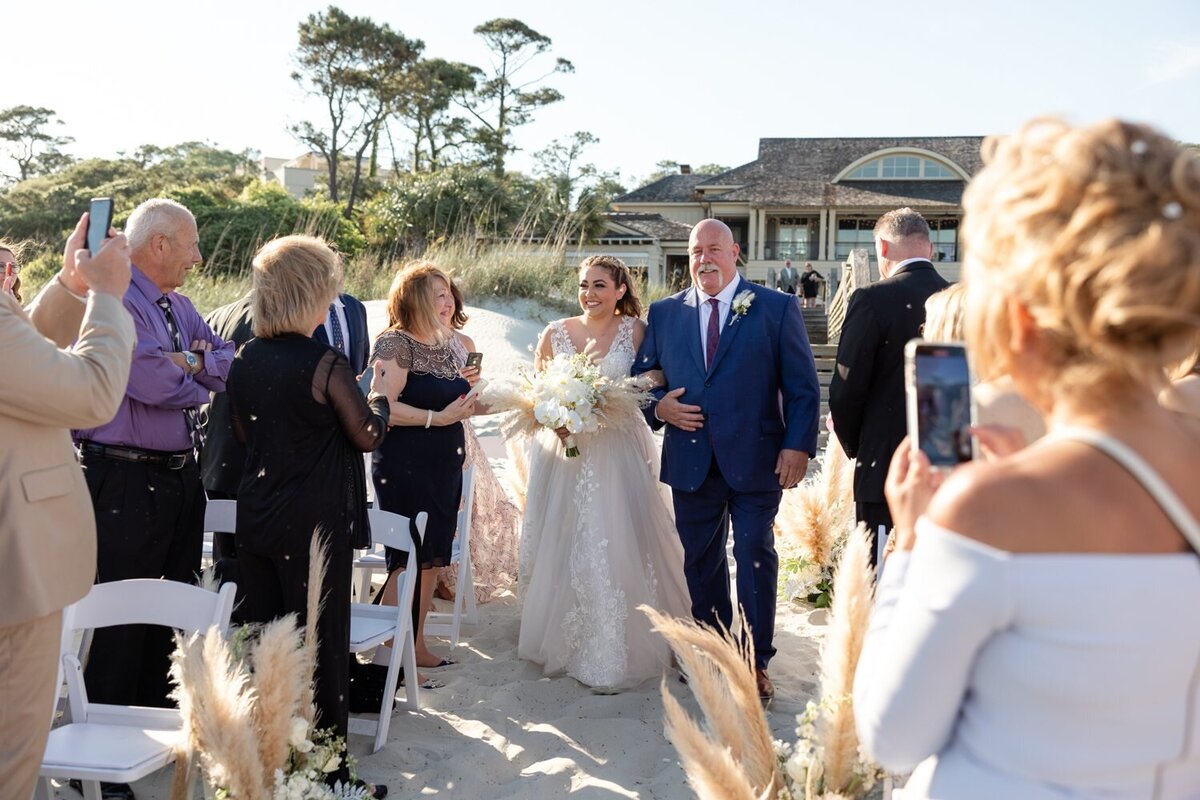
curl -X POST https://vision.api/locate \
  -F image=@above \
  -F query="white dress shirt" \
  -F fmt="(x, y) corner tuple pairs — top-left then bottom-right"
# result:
(696, 276), (742, 357)
(322, 295), (350, 358)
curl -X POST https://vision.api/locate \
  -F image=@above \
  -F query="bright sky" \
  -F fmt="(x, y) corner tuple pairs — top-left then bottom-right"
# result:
(5, 0), (1198, 186)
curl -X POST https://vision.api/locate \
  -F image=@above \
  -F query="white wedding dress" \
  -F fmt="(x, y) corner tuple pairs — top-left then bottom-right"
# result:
(517, 317), (692, 690)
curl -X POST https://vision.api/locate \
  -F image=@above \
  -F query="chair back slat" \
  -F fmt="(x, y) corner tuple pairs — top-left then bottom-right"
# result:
(203, 499), (237, 534)
(64, 580), (237, 641)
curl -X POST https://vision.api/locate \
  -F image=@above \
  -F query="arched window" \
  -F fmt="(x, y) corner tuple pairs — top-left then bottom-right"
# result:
(842, 154), (960, 180)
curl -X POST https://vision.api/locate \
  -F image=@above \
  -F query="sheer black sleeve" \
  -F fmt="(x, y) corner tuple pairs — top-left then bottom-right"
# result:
(315, 350), (390, 452)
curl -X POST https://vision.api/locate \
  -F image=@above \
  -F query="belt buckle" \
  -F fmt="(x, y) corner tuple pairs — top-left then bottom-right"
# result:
(166, 453), (188, 470)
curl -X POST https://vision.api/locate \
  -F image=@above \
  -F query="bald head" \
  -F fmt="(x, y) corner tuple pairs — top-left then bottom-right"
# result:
(689, 219), (740, 295)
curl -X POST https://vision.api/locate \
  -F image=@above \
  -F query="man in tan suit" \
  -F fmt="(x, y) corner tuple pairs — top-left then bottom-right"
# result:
(0, 213), (135, 796)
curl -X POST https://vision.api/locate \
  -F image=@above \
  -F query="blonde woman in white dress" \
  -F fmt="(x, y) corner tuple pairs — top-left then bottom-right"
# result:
(518, 256), (691, 691)
(855, 118), (1200, 799)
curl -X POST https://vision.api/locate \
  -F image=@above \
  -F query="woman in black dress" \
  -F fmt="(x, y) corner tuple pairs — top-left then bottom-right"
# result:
(799, 262), (823, 308)
(228, 235), (389, 796)
(372, 262), (476, 669)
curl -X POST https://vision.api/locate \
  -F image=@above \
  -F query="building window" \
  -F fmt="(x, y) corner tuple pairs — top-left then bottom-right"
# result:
(834, 217), (878, 260)
(845, 154), (958, 180)
(765, 216), (817, 260)
(928, 218), (959, 261)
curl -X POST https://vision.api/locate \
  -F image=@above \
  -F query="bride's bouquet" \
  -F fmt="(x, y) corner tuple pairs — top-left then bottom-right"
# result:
(486, 351), (654, 458)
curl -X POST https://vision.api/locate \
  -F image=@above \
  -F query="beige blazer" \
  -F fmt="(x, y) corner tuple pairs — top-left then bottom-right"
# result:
(0, 281), (135, 627)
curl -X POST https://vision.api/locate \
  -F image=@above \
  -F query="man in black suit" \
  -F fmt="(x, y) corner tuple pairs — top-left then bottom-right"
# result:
(313, 293), (370, 375)
(828, 207), (949, 560)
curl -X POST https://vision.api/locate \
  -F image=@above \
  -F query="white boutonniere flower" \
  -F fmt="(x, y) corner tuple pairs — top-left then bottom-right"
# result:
(731, 289), (754, 322)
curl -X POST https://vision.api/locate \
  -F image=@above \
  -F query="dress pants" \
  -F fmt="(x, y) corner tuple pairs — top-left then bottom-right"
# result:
(0, 610), (61, 798)
(856, 500), (893, 567)
(672, 461), (782, 669)
(82, 454), (205, 707)
(237, 541), (353, 780)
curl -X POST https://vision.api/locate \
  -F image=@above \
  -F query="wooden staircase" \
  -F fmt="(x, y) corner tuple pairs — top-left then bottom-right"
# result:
(812, 343), (836, 454)
(802, 307), (828, 345)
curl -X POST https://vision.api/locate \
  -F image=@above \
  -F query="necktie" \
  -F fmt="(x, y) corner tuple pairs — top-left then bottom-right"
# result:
(705, 298), (721, 370)
(156, 296), (203, 450)
(328, 302), (346, 356)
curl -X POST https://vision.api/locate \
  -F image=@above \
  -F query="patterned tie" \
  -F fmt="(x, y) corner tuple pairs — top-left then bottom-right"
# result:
(328, 302), (346, 356)
(705, 298), (721, 370)
(156, 296), (203, 451)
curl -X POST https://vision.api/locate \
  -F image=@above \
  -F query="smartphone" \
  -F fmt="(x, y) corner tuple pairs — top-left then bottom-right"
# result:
(905, 340), (975, 468)
(357, 365), (374, 396)
(463, 378), (489, 402)
(465, 351), (483, 370)
(87, 197), (115, 255)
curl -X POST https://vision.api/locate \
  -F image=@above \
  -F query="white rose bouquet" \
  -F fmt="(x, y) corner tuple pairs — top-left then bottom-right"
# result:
(485, 351), (654, 459)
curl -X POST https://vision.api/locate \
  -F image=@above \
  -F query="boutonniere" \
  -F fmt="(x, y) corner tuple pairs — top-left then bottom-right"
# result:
(731, 289), (754, 322)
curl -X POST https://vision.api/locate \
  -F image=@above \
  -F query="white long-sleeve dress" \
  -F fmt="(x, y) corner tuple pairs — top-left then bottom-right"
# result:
(854, 428), (1200, 799)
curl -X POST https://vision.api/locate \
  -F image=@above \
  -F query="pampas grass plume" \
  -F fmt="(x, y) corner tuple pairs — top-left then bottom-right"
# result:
(642, 606), (782, 796)
(249, 615), (306, 773)
(660, 680), (762, 800)
(816, 523), (875, 793)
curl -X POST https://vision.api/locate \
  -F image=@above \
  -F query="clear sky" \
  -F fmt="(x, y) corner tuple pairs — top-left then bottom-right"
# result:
(4, 0), (1198, 187)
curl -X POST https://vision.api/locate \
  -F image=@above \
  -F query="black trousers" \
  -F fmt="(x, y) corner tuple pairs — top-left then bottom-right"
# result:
(238, 542), (353, 765)
(856, 500), (893, 567)
(81, 454), (205, 707)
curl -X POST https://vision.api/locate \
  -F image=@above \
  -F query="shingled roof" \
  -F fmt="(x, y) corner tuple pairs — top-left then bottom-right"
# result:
(614, 173), (716, 203)
(605, 213), (694, 241)
(619, 137), (985, 209)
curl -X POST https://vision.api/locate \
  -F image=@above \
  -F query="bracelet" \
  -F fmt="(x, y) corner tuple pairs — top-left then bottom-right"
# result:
(424, 409), (433, 429)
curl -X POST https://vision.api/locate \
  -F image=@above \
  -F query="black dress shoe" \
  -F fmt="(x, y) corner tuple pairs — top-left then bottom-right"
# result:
(68, 780), (136, 799)
(351, 779), (388, 798)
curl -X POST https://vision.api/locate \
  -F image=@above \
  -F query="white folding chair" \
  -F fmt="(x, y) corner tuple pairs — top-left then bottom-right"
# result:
(348, 509), (425, 754)
(425, 465), (478, 649)
(38, 579), (237, 800)
(200, 498), (238, 569)
(353, 544), (388, 602)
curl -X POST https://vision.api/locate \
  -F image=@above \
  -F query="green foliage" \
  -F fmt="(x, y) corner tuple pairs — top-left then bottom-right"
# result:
(0, 105), (74, 183)
(363, 165), (529, 254)
(291, 5), (422, 215)
(464, 18), (574, 176)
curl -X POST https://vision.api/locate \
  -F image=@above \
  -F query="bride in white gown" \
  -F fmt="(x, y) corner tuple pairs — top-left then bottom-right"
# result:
(518, 255), (691, 691)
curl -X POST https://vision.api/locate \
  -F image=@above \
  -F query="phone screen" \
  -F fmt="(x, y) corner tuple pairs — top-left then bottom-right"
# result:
(465, 352), (483, 369)
(357, 365), (374, 396)
(911, 344), (973, 467)
(87, 197), (114, 255)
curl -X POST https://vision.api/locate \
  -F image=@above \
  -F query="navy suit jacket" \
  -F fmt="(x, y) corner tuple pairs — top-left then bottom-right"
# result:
(313, 293), (369, 375)
(634, 279), (821, 493)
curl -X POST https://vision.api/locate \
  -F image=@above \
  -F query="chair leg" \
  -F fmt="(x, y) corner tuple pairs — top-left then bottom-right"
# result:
(400, 628), (420, 712)
(462, 557), (479, 626)
(33, 778), (53, 800)
(374, 634), (405, 754)
(84, 781), (104, 800)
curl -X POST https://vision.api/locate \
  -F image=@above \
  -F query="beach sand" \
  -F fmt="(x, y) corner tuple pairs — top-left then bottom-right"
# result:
(52, 300), (826, 799)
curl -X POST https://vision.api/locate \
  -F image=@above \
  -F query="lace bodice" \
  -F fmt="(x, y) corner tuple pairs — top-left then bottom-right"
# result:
(372, 329), (466, 380)
(548, 316), (636, 380)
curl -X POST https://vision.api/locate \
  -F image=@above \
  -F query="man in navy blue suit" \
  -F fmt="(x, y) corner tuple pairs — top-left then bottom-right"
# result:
(634, 219), (820, 702)
(313, 292), (370, 375)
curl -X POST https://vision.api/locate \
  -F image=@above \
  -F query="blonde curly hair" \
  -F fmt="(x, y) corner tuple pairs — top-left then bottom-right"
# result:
(961, 118), (1200, 400)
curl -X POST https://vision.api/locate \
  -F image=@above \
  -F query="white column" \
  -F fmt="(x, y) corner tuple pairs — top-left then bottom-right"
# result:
(826, 210), (838, 261)
(818, 209), (828, 263)
(747, 207), (758, 264)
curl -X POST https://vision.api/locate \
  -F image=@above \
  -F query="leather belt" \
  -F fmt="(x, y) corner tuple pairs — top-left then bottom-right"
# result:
(79, 441), (194, 470)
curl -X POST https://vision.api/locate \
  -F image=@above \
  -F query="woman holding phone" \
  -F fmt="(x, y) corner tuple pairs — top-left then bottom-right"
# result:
(854, 119), (1200, 798)
(371, 262), (476, 669)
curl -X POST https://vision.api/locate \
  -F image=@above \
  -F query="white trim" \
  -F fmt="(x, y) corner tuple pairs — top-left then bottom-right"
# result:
(834, 147), (970, 182)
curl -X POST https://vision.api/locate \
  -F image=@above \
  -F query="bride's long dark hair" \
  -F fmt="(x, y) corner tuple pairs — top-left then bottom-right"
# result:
(579, 255), (643, 319)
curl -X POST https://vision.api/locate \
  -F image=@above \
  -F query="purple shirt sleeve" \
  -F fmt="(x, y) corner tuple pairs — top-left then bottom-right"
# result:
(75, 269), (233, 451)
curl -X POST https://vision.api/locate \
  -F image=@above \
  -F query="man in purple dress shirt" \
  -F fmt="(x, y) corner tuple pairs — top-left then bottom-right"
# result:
(74, 199), (233, 738)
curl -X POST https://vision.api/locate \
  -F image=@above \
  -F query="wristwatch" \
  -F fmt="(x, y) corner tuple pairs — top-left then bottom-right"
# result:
(183, 351), (199, 375)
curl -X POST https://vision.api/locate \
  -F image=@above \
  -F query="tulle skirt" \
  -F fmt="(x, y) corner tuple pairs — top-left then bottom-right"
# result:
(517, 421), (691, 690)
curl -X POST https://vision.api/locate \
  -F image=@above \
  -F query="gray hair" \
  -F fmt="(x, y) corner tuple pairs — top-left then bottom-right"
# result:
(125, 198), (195, 251)
(873, 207), (930, 241)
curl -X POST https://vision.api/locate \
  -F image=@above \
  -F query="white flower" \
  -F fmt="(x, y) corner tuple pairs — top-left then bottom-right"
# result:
(784, 749), (810, 786)
(288, 717), (313, 752)
(731, 289), (754, 320)
(321, 753), (342, 773)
